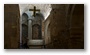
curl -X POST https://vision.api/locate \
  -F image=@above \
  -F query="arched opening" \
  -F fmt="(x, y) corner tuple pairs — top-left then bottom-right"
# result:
(32, 24), (42, 39)
(21, 13), (29, 48)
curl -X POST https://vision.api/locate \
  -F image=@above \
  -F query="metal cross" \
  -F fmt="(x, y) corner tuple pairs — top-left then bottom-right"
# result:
(29, 6), (40, 17)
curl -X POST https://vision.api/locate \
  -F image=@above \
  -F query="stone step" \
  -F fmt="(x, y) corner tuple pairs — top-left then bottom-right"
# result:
(28, 40), (44, 45)
(27, 39), (44, 49)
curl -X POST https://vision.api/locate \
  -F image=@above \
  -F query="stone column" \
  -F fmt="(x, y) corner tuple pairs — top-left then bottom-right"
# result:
(28, 19), (32, 40)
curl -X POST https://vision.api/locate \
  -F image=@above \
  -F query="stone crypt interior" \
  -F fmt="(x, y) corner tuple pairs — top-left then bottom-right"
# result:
(4, 4), (84, 49)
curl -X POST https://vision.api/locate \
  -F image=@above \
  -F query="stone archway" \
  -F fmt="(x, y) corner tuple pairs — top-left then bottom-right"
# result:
(47, 24), (51, 44)
(44, 19), (51, 45)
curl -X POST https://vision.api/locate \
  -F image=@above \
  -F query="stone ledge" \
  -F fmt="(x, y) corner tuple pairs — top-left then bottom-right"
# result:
(28, 40), (44, 45)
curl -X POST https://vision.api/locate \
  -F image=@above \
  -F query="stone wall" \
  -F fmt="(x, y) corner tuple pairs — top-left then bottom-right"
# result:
(45, 4), (84, 49)
(69, 4), (84, 48)
(4, 4), (20, 49)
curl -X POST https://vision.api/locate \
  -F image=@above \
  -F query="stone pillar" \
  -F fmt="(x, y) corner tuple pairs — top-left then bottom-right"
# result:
(28, 20), (32, 39)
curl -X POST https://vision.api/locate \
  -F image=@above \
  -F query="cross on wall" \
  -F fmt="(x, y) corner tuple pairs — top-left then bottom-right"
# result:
(29, 6), (40, 17)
